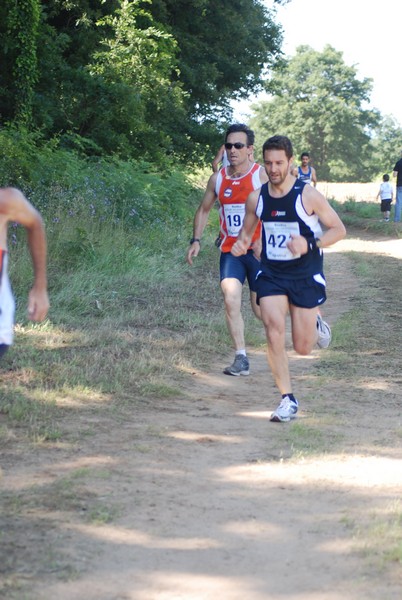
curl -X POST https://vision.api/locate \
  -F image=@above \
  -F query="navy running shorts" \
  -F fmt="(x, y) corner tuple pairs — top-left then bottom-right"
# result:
(0, 344), (9, 359)
(220, 250), (260, 292)
(255, 271), (327, 308)
(381, 199), (392, 212)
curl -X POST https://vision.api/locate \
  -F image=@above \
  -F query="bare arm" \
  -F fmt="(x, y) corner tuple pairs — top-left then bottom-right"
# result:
(0, 188), (49, 321)
(287, 186), (346, 257)
(249, 168), (268, 259)
(259, 166), (268, 185)
(231, 189), (260, 257)
(186, 173), (218, 265)
(212, 145), (225, 173)
(311, 167), (317, 187)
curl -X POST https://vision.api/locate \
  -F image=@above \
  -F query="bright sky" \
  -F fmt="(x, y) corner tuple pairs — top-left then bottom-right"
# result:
(234, 0), (402, 125)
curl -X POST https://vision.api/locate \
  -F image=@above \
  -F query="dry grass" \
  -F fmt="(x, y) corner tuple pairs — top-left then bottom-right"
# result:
(0, 200), (401, 599)
(317, 181), (384, 203)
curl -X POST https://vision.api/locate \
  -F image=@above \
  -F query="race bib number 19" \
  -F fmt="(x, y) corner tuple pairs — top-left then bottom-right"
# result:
(223, 204), (245, 237)
(263, 221), (301, 260)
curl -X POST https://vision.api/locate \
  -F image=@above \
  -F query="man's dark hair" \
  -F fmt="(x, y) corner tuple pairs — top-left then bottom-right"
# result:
(262, 135), (293, 160)
(225, 123), (255, 146)
(301, 152), (310, 159)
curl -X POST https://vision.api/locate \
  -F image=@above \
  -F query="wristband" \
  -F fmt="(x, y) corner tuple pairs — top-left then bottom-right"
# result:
(189, 237), (200, 245)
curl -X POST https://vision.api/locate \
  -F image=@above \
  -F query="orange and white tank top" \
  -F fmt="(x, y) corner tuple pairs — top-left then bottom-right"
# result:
(0, 249), (15, 345)
(215, 162), (262, 253)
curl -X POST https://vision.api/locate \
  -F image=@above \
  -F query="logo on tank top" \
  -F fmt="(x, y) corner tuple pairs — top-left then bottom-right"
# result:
(271, 210), (286, 217)
(223, 188), (233, 198)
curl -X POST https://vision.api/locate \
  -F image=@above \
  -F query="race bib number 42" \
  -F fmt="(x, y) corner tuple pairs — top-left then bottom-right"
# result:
(223, 203), (245, 237)
(263, 221), (301, 260)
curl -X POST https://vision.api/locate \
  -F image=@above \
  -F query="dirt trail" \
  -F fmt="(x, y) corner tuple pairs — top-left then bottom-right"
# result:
(1, 232), (402, 600)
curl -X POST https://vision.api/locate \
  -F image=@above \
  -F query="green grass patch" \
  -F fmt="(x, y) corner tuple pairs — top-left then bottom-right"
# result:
(330, 197), (402, 237)
(354, 503), (402, 571)
(281, 421), (344, 458)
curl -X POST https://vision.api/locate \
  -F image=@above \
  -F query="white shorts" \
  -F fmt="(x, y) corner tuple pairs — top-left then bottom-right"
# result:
(0, 252), (15, 345)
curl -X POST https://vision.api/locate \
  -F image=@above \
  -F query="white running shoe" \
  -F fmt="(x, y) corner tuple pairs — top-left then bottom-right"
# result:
(317, 314), (332, 349)
(270, 396), (298, 423)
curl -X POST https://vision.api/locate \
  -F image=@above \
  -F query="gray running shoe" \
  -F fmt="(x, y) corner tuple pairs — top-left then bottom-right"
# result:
(270, 396), (298, 423)
(223, 354), (250, 376)
(317, 314), (332, 349)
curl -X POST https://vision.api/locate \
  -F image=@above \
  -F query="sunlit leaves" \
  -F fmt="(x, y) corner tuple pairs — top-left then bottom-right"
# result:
(251, 45), (381, 182)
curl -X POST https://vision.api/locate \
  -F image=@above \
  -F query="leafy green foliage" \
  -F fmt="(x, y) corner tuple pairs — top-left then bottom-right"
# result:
(30, 0), (186, 160)
(0, 0), (283, 164)
(0, 127), (197, 225)
(1, 0), (40, 125)
(89, 0), (187, 160)
(0, 129), (207, 320)
(146, 0), (282, 116)
(371, 115), (402, 177)
(7, 0), (401, 176)
(251, 45), (381, 182)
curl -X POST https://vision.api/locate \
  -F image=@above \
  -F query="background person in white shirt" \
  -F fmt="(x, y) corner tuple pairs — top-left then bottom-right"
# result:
(376, 173), (394, 222)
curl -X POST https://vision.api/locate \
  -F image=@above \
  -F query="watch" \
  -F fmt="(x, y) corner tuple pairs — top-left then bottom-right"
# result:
(189, 237), (200, 245)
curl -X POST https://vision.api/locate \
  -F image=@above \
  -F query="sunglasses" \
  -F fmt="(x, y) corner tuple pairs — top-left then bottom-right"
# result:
(224, 142), (247, 150)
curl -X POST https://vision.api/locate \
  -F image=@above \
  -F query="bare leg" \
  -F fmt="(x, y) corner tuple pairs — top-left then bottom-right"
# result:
(260, 295), (292, 394)
(220, 277), (245, 351)
(290, 304), (319, 355)
(249, 290), (261, 321)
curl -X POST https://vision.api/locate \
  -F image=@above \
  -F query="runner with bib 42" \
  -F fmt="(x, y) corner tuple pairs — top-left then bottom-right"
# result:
(231, 135), (346, 422)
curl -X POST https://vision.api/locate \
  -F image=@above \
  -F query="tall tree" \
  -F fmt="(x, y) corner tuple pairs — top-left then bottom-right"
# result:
(0, 0), (40, 125)
(136, 0), (284, 159)
(90, 0), (186, 159)
(36, 0), (283, 160)
(32, 0), (186, 159)
(0, 0), (284, 162)
(251, 45), (380, 182)
(371, 115), (402, 177)
(145, 0), (283, 119)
